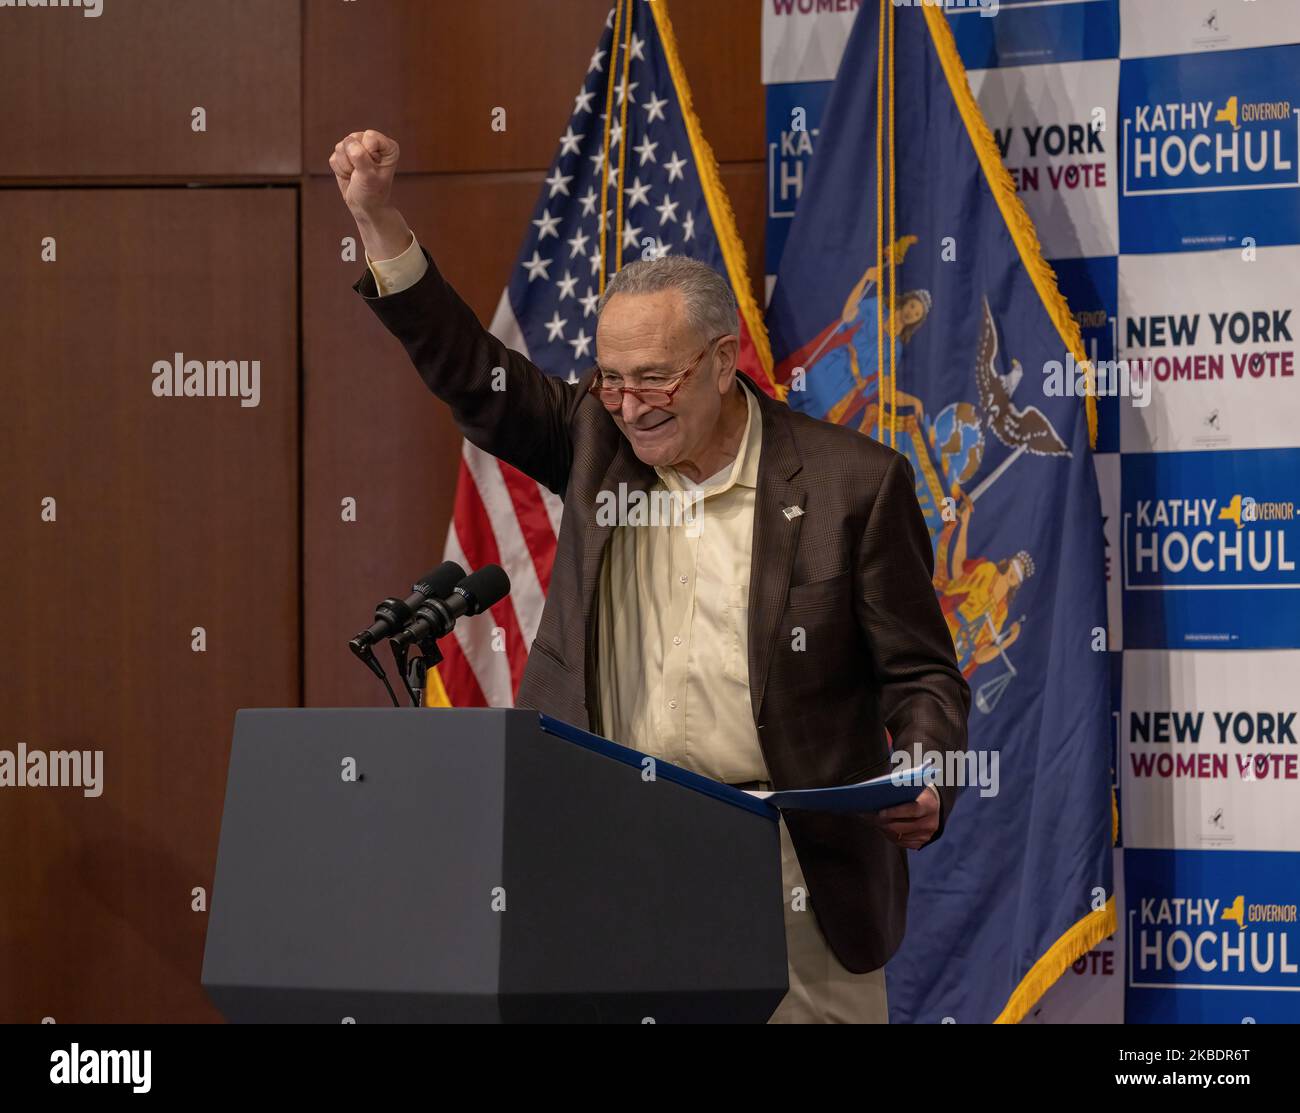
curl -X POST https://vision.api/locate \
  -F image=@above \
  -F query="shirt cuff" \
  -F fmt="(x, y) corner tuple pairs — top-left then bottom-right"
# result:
(366, 232), (427, 297)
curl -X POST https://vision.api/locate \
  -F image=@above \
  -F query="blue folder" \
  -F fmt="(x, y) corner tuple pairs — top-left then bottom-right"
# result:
(539, 713), (930, 816)
(751, 763), (932, 814)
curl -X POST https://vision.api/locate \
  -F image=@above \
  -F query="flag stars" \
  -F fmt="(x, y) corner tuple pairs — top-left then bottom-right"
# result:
(567, 227), (590, 258)
(624, 175), (651, 209)
(521, 251), (552, 282)
(569, 328), (593, 359)
(544, 311), (568, 342)
(558, 126), (584, 156)
(556, 269), (579, 300)
(544, 168), (573, 198)
(504, 23), (733, 445)
(533, 208), (562, 241)
(633, 135), (658, 166)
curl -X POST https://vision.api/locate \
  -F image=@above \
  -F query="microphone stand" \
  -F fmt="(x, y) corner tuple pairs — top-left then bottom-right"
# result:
(388, 637), (445, 708)
(409, 637), (445, 708)
(350, 640), (401, 708)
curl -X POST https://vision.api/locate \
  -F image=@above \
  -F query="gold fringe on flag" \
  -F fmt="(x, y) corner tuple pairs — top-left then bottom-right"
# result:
(423, 662), (453, 708)
(598, 0), (627, 294)
(875, 0), (886, 445)
(993, 896), (1117, 1025)
(920, 4), (1098, 448)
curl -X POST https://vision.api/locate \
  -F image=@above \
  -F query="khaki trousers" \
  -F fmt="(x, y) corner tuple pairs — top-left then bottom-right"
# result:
(766, 818), (889, 1024)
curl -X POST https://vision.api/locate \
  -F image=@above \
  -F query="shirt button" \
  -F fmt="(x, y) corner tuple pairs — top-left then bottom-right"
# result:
(679, 574), (688, 584)
(669, 699), (678, 710)
(673, 635), (682, 646)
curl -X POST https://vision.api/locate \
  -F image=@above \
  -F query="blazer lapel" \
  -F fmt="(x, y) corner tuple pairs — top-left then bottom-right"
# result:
(747, 384), (805, 723)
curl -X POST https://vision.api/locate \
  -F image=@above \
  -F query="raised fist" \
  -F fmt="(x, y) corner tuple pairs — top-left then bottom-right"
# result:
(330, 130), (401, 216)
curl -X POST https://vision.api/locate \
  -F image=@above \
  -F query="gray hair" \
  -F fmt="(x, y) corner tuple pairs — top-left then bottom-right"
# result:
(597, 256), (739, 342)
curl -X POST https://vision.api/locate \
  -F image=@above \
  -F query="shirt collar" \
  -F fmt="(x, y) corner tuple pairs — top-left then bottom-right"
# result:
(655, 382), (762, 497)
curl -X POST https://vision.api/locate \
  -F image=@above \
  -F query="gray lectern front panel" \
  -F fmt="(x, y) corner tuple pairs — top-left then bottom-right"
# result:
(203, 709), (508, 1022)
(202, 708), (786, 1023)
(501, 716), (786, 1022)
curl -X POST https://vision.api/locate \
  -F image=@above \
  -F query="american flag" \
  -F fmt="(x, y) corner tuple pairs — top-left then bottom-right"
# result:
(427, 0), (776, 708)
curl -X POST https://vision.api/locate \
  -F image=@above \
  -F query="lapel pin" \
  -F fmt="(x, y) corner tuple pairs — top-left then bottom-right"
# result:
(782, 505), (804, 521)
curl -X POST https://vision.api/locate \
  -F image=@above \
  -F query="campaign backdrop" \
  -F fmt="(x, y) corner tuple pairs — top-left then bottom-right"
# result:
(764, 0), (1300, 1023)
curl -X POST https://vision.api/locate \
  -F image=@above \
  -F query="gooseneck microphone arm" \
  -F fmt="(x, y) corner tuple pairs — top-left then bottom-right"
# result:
(392, 633), (444, 708)
(351, 639), (401, 708)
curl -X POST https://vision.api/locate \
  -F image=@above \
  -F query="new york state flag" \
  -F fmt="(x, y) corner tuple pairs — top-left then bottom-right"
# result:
(767, 1), (1115, 1024)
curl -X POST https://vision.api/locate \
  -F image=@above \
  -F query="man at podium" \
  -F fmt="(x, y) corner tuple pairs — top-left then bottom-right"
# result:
(332, 130), (971, 1024)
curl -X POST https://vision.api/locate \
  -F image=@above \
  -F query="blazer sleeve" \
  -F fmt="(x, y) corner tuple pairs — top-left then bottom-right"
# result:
(853, 452), (972, 843)
(354, 248), (584, 497)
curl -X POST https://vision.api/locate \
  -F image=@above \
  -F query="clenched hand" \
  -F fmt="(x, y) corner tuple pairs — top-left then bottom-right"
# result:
(330, 130), (412, 261)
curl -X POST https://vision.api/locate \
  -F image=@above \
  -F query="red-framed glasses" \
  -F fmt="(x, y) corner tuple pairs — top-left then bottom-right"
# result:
(587, 334), (729, 409)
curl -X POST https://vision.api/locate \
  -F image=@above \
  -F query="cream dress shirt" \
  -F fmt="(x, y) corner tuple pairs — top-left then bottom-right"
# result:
(594, 384), (769, 784)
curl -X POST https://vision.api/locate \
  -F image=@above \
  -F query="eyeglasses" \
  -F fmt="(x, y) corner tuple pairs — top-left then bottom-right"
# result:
(587, 335), (729, 409)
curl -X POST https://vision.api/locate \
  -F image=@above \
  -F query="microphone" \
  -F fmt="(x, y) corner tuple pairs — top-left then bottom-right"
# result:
(391, 564), (511, 649)
(348, 561), (467, 658)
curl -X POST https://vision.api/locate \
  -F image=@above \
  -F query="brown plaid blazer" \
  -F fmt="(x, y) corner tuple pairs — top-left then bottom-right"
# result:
(358, 251), (970, 974)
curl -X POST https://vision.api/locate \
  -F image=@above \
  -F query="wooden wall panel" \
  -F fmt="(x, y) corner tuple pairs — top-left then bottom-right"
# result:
(302, 172), (539, 708)
(304, 0), (764, 175)
(0, 0), (301, 179)
(663, 0), (765, 164)
(0, 0), (765, 1024)
(0, 189), (299, 1022)
(719, 161), (769, 310)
